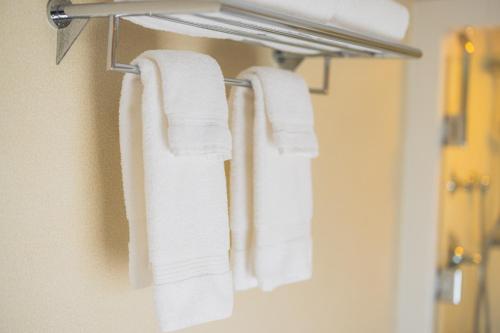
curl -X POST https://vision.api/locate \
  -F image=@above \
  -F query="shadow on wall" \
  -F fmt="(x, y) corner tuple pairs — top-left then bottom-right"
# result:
(85, 19), (260, 268)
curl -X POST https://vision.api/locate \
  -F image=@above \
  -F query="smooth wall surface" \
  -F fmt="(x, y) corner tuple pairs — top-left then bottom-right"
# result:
(1, 1), (407, 332)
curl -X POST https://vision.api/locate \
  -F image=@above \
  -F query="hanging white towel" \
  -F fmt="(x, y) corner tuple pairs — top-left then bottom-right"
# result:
(229, 67), (318, 291)
(115, 0), (409, 44)
(119, 50), (233, 332)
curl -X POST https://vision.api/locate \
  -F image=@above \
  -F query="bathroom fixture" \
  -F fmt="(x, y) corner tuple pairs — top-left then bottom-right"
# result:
(484, 58), (500, 73)
(436, 235), (480, 305)
(448, 244), (481, 267)
(474, 190), (493, 333)
(443, 31), (473, 146)
(46, 0), (422, 95)
(446, 234), (481, 269)
(484, 56), (500, 147)
(436, 237), (468, 305)
(446, 173), (490, 194)
(437, 268), (463, 305)
(488, 218), (500, 248)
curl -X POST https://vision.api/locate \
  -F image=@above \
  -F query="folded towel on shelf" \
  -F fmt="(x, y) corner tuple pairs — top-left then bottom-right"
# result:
(229, 67), (318, 291)
(114, 0), (409, 50)
(327, 0), (409, 41)
(119, 50), (233, 332)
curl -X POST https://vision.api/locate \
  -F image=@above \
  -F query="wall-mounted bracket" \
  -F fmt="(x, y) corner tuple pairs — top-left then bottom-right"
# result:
(273, 51), (331, 95)
(48, 0), (89, 64)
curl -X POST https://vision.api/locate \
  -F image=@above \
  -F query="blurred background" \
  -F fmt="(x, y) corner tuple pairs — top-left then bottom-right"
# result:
(436, 27), (500, 333)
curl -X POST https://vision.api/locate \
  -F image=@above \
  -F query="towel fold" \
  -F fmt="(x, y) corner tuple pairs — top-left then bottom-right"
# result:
(229, 67), (317, 291)
(119, 50), (233, 332)
(115, 0), (409, 43)
(250, 67), (318, 156)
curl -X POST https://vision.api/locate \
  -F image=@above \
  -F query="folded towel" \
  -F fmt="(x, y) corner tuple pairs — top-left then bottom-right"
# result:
(327, 0), (409, 41)
(119, 50), (233, 332)
(229, 67), (317, 291)
(115, 0), (409, 45)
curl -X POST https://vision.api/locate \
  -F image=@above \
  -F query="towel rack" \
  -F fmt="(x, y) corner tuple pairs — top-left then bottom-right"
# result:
(47, 0), (422, 94)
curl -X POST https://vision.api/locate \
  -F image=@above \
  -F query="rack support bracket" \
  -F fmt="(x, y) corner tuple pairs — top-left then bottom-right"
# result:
(274, 51), (331, 95)
(273, 50), (304, 71)
(48, 0), (89, 64)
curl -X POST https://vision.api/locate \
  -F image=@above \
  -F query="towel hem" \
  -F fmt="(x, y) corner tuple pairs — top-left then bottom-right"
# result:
(155, 272), (233, 332)
(159, 310), (232, 332)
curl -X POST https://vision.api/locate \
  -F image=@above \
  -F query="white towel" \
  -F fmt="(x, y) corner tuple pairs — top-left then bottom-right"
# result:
(115, 0), (409, 43)
(229, 67), (318, 291)
(119, 50), (233, 332)
(327, 0), (409, 41)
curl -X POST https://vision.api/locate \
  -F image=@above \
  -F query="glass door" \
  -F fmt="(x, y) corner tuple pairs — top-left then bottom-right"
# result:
(437, 27), (500, 333)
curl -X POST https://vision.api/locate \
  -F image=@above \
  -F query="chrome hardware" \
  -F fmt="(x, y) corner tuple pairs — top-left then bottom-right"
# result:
(437, 268), (463, 305)
(442, 31), (473, 146)
(446, 173), (490, 194)
(47, 0), (421, 95)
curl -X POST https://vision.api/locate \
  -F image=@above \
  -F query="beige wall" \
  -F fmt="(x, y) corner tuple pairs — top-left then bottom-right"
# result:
(0, 1), (407, 332)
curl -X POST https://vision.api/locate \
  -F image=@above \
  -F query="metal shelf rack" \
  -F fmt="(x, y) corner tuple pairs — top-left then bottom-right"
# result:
(47, 0), (422, 94)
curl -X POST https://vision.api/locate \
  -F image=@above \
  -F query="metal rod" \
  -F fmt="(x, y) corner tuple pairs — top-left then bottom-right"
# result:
(442, 31), (473, 146)
(223, 77), (252, 88)
(197, 11), (374, 57)
(193, 13), (372, 56)
(107, 15), (252, 87)
(151, 14), (339, 55)
(309, 56), (331, 95)
(219, 1), (422, 58)
(52, 0), (221, 20)
(457, 32), (472, 145)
